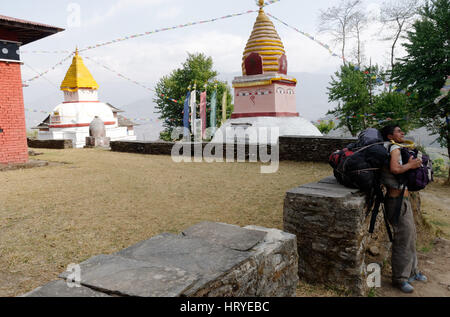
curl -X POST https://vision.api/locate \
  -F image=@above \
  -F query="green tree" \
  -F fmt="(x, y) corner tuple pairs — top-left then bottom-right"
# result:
(315, 120), (336, 135)
(391, 0), (450, 182)
(370, 91), (418, 132)
(327, 64), (384, 136)
(154, 53), (233, 140)
(433, 157), (449, 178)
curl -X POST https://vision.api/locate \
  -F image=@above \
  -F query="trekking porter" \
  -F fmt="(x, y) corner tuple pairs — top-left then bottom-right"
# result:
(380, 125), (431, 294)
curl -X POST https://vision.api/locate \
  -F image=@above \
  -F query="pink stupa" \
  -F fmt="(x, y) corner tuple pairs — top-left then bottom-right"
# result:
(212, 1), (322, 144)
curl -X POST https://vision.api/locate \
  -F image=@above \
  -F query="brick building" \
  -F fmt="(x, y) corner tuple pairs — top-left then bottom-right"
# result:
(0, 15), (63, 164)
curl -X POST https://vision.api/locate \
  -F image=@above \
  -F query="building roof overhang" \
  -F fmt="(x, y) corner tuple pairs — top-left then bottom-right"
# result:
(0, 15), (64, 45)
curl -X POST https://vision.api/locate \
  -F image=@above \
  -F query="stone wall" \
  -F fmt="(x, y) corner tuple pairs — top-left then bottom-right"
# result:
(110, 136), (355, 163)
(110, 140), (174, 155)
(110, 141), (273, 161)
(23, 222), (298, 297)
(28, 138), (73, 149)
(279, 136), (357, 162)
(283, 176), (391, 296)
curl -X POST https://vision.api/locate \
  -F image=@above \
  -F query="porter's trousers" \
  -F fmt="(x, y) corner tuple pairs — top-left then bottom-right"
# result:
(384, 196), (419, 284)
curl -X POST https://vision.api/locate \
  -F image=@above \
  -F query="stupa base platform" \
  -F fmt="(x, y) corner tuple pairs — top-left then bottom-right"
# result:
(85, 136), (111, 148)
(211, 116), (322, 145)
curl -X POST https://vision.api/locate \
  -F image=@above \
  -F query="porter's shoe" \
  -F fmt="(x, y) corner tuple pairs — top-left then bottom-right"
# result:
(397, 281), (414, 293)
(408, 272), (428, 283)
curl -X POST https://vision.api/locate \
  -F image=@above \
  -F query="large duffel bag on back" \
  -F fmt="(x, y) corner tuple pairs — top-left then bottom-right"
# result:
(329, 128), (388, 193)
(329, 128), (392, 241)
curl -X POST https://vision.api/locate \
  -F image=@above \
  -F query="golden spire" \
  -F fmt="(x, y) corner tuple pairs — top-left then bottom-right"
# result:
(60, 48), (99, 92)
(242, 1), (286, 75)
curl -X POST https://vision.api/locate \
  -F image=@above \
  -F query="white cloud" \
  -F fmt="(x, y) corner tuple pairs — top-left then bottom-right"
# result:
(80, 30), (246, 86)
(366, 2), (382, 21)
(283, 33), (341, 73)
(155, 6), (183, 20)
(83, 0), (167, 27)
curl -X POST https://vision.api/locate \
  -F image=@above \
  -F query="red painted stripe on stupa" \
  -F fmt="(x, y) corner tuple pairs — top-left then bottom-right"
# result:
(231, 112), (299, 119)
(271, 80), (297, 87)
(49, 121), (116, 128)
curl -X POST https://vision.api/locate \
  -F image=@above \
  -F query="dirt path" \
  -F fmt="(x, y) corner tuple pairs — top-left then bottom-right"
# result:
(377, 237), (450, 297)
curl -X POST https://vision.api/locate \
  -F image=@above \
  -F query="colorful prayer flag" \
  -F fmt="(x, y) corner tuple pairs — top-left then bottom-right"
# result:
(190, 86), (197, 134)
(222, 91), (227, 124)
(183, 91), (191, 137)
(200, 90), (207, 139)
(210, 87), (217, 135)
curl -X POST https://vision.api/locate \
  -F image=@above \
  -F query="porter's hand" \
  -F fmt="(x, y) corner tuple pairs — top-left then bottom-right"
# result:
(408, 156), (422, 169)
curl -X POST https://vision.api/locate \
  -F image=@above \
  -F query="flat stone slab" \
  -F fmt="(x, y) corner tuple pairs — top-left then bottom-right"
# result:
(182, 221), (267, 251)
(22, 222), (299, 297)
(59, 254), (198, 297)
(286, 181), (361, 198)
(0, 160), (48, 172)
(22, 280), (110, 297)
(318, 176), (339, 185)
(115, 233), (252, 293)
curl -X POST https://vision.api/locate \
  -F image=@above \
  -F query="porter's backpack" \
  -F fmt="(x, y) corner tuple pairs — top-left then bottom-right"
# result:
(329, 128), (392, 241)
(388, 142), (433, 192)
(384, 142), (433, 228)
(329, 128), (388, 193)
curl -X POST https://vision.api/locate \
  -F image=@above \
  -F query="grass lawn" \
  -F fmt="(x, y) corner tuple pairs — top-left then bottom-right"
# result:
(420, 180), (450, 239)
(0, 148), (332, 297)
(1, 148), (448, 297)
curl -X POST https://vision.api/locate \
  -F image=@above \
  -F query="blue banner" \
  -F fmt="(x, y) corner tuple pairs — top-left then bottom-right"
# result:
(183, 91), (190, 137)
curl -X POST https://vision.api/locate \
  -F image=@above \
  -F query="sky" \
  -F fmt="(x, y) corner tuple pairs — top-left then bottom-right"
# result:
(1, 0), (412, 139)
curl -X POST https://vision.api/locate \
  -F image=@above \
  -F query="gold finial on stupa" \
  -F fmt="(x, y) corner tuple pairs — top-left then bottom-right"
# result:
(60, 47), (99, 92)
(242, 1), (286, 75)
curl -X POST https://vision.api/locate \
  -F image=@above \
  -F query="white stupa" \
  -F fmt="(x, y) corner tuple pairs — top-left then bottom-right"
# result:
(35, 49), (136, 148)
(212, 1), (322, 144)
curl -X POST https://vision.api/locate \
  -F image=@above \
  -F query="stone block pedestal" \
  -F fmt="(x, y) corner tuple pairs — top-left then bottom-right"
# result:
(85, 136), (110, 148)
(283, 176), (391, 296)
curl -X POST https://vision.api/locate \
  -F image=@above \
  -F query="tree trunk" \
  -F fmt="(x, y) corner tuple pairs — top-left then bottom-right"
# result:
(346, 119), (355, 137)
(342, 24), (346, 65)
(389, 20), (404, 92)
(391, 29), (401, 71)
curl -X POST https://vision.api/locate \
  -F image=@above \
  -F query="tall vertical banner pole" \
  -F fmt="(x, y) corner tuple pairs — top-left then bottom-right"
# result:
(222, 89), (227, 124)
(190, 83), (197, 135)
(210, 84), (217, 136)
(200, 84), (207, 140)
(183, 87), (191, 140)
